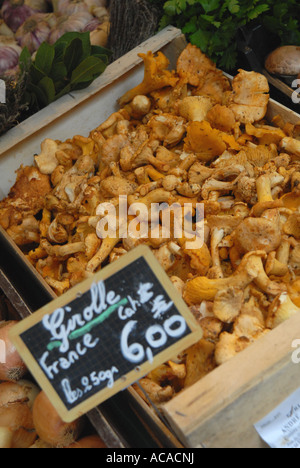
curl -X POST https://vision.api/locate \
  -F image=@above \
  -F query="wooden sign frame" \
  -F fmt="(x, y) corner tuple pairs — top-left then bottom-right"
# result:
(10, 245), (202, 423)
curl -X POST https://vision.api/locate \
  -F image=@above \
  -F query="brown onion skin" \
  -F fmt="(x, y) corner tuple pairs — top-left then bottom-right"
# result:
(0, 402), (37, 448)
(66, 435), (107, 448)
(0, 321), (27, 382)
(32, 391), (83, 447)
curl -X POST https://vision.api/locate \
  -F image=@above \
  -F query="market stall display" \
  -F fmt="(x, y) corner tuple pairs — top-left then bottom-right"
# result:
(0, 28), (300, 448)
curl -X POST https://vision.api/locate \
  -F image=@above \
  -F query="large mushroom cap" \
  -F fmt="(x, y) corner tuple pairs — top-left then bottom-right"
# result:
(265, 46), (300, 76)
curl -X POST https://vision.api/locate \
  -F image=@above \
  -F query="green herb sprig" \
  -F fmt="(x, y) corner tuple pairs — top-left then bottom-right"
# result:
(148, 0), (300, 71)
(19, 31), (112, 110)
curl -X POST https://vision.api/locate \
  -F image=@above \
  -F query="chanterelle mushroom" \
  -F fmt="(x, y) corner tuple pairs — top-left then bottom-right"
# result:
(35, 139), (59, 175)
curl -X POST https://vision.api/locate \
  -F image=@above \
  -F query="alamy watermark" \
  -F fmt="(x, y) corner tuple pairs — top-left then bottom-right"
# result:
(0, 339), (6, 364)
(292, 79), (300, 105)
(95, 196), (204, 250)
(0, 79), (5, 104)
(292, 339), (300, 364)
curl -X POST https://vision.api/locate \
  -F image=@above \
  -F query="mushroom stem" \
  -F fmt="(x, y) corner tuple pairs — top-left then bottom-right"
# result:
(86, 236), (120, 273)
(276, 239), (290, 265)
(209, 227), (225, 279)
(265, 251), (289, 277)
(183, 251), (266, 303)
(256, 174), (273, 203)
(266, 292), (300, 329)
(252, 255), (287, 295)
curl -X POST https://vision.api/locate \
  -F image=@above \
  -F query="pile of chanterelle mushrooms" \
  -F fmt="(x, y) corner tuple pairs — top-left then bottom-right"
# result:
(0, 43), (300, 405)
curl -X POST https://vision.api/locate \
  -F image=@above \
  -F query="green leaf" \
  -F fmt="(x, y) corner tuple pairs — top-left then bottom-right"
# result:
(54, 41), (68, 62)
(248, 4), (270, 20)
(55, 32), (91, 60)
(90, 44), (112, 58)
(54, 83), (72, 100)
(27, 82), (49, 109)
(182, 17), (198, 34)
(200, 0), (220, 14)
(190, 28), (211, 52)
(38, 76), (56, 104)
(34, 42), (55, 76)
(19, 47), (32, 73)
(90, 45), (111, 63)
(30, 64), (47, 84)
(63, 38), (83, 75)
(201, 14), (221, 28)
(227, 0), (240, 15)
(50, 62), (68, 85)
(70, 56), (106, 85)
(164, 0), (177, 16)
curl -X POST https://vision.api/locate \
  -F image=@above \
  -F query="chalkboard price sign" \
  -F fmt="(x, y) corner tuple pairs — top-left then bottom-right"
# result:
(10, 245), (202, 422)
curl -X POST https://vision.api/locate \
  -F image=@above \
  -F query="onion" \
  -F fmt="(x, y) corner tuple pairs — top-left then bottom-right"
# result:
(32, 391), (83, 447)
(48, 11), (94, 44)
(30, 438), (53, 448)
(16, 380), (40, 409)
(15, 13), (52, 54)
(0, 427), (13, 448)
(0, 401), (37, 448)
(0, 321), (27, 382)
(1, 0), (36, 33)
(67, 434), (107, 448)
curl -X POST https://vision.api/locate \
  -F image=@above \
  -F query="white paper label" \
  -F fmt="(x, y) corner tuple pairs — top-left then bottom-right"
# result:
(254, 388), (300, 448)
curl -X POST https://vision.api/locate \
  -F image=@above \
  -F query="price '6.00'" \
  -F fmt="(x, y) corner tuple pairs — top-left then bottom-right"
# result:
(121, 316), (187, 364)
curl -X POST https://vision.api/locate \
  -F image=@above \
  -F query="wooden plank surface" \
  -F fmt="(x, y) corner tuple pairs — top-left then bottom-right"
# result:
(162, 312), (300, 448)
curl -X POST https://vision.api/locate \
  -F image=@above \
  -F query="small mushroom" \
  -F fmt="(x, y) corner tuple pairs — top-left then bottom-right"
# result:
(183, 251), (266, 304)
(265, 46), (300, 77)
(35, 139), (59, 175)
(234, 215), (282, 254)
(266, 292), (300, 329)
(250, 173), (284, 217)
(177, 95), (214, 122)
(213, 286), (244, 323)
(265, 251), (289, 277)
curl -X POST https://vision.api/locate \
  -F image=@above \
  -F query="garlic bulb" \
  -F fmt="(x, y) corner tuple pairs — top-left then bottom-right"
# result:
(15, 13), (52, 53)
(24, 0), (49, 11)
(83, 16), (100, 32)
(0, 46), (21, 74)
(48, 11), (94, 44)
(54, 0), (89, 15)
(0, 37), (22, 75)
(92, 6), (109, 22)
(90, 21), (109, 47)
(83, 0), (107, 14)
(1, 0), (36, 33)
(0, 19), (14, 37)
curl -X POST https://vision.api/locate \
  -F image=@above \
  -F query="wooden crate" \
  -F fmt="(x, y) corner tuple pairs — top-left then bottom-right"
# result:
(1, 25), (300, 449)
(0, 26), (186, 449)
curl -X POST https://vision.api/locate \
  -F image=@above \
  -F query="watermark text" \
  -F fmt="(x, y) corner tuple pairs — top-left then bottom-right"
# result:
(0, 339), (6, 364)
(292, 339), (300, 364)
(292, 79), (300, 105)
(0, 79), (5, 104)
(95, 196), (204, 250)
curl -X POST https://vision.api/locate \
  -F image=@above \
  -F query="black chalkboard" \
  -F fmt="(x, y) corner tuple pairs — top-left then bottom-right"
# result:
(10, 246), (202, 422)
